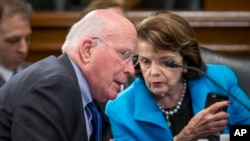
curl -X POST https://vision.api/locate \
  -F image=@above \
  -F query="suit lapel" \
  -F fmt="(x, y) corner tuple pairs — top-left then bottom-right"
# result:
(0, 76), (5, 87)
(58, 54), (88, 140)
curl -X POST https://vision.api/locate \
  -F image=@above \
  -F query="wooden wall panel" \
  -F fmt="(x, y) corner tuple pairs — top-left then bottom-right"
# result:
(204, 0), (250, 11)
(27, 11), (250, 62)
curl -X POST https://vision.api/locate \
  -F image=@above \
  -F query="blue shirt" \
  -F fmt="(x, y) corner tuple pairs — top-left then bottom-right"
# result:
(69, 58), (93, 140)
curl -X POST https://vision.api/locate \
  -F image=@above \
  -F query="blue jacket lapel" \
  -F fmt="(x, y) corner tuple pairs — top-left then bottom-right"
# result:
(132, 77), (169, 129)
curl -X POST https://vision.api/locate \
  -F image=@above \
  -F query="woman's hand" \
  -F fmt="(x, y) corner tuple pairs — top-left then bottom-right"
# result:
(175, 101), (230, 141)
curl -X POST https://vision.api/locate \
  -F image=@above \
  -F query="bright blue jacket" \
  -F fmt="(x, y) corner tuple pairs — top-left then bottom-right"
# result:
(105, 64), (250, 141)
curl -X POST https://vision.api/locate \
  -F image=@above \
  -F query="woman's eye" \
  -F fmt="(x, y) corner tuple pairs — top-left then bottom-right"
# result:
(162, 59), (177, 67)
(140, 59), (150, 64)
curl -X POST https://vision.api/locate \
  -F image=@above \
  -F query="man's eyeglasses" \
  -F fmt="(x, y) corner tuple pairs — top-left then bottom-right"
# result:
(92, 37), (139, 67)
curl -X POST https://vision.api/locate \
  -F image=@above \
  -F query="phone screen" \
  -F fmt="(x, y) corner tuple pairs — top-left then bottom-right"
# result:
(205, 92), (229, 111)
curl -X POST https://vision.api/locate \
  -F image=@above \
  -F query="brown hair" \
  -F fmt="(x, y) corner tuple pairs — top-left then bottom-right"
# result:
(0, 0), (33, 22)
(79, 0), (125, 19)
(136, 11), (206, 79)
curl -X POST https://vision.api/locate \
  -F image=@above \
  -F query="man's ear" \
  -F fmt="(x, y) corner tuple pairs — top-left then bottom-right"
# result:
(80, 38), (96, 63)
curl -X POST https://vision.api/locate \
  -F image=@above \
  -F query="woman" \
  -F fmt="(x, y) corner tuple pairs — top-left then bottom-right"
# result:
(105, 11), (250, 141)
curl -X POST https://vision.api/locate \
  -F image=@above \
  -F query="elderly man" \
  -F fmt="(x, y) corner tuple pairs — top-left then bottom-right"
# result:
(0, 9), (138, 141)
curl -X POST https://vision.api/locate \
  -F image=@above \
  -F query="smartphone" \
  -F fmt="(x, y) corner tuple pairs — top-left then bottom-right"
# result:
(205, 92), (229, 111)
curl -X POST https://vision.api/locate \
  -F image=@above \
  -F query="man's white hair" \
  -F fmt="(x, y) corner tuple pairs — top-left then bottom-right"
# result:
(61, 9), (124, 53)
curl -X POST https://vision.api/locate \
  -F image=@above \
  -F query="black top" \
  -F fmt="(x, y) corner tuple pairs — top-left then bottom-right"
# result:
(162, 86), (194, 136)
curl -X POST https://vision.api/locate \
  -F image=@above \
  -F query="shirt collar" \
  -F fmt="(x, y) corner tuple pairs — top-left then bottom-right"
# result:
(68, 57), (93, 108)
(0, 65), (21, 82)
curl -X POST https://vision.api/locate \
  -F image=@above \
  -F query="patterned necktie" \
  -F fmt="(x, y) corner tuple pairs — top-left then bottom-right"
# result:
(87, 101), (102, 141)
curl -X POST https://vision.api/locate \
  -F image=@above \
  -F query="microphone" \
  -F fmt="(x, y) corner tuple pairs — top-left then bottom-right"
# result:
(164, 59), (250, 111)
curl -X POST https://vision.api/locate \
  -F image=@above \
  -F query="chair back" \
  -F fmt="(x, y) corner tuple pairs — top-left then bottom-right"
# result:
(200, 47), (250, 97)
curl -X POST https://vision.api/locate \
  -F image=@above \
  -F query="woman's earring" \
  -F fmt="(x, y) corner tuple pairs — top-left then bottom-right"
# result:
(184, 68), (188, 73)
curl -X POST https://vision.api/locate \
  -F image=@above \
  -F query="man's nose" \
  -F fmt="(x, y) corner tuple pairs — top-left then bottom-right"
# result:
(124, 61), (135, 76)
(18, 39), (29, 53)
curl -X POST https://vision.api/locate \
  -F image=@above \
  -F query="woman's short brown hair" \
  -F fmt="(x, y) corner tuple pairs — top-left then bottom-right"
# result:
(135, 11), (206, 79)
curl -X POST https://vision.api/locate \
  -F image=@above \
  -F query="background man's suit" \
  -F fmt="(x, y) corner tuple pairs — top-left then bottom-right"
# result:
(0, 62), (31, 87)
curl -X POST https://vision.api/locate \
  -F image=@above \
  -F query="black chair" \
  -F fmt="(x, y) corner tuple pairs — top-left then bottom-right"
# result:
(200, 47), (250, 97)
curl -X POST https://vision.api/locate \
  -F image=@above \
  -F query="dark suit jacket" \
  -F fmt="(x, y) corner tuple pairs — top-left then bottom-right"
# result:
(0, 62), (31, 87)
(0, 54), (111, 141)
(19, 61), (31, 68)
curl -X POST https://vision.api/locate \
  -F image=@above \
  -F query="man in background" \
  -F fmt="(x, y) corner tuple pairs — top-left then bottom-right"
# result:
(0, 0), (33, 87)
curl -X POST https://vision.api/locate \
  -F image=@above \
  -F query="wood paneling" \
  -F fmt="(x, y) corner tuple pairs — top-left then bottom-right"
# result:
(204, 0), (250, 11)
(28, 12), (79, 61)
(27, 11), (250, 62)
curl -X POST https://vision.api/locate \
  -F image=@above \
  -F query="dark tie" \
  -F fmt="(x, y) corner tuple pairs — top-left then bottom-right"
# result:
(87, 101), (102, 141)
(12, 71), (17, 78)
